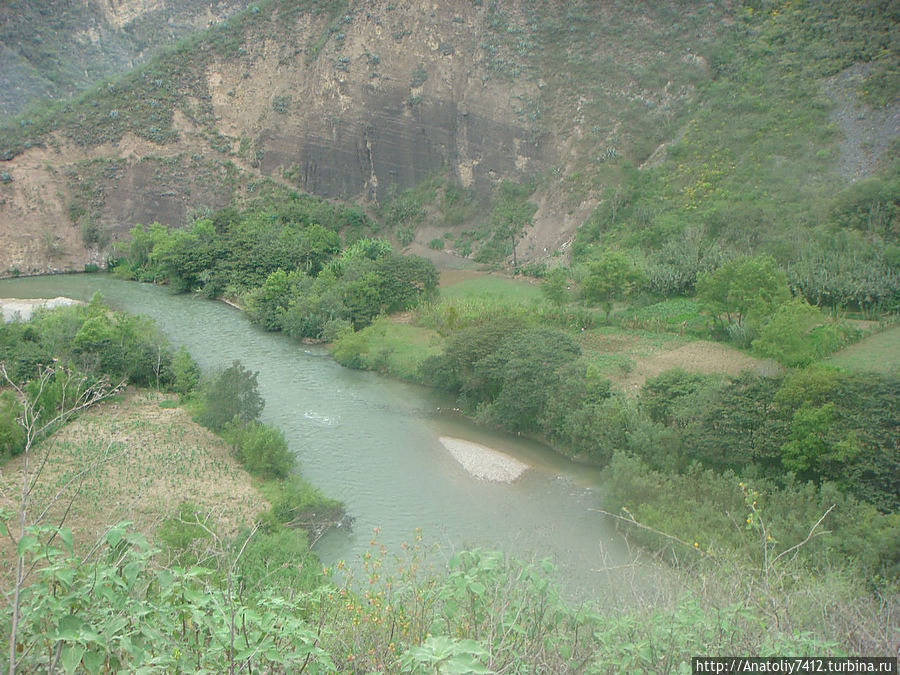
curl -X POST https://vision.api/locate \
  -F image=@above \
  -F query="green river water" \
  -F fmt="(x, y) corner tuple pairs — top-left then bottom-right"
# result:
(0, 274), (635, 598)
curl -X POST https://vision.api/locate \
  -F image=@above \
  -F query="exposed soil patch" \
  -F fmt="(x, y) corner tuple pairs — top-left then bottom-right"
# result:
(614, 340), (781, 393)
(824, 63), (900, 181)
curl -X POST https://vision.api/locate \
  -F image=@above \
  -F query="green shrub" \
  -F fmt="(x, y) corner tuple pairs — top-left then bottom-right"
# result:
(235, 527), (319, 593)
(267, 474), (345, 530)
(0, 390), (24, 461)
(156, 501), (212, 560)
(194, 361), (263, 432)
(222, 419), (293, 479)
(170, 347), (200, 395)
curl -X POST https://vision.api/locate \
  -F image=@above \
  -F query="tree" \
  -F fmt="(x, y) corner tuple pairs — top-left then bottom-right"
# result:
(195, 361), (264, 432)
(781, 403), (860, 489)
(541, 267), (569, 306)
(580, 249), (644, 322)
(222, 420), (293, 479)
(697, 255), (790, 328)
(373, 254), (439, 311)
(751, 296), (823, 366)
(473, 328), (581, 431)
(246, 269), (305, 331)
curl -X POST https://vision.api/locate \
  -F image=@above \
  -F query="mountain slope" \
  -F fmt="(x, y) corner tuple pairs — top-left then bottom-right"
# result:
(0, 0), (255, 119)
(0, 0), (897, 275)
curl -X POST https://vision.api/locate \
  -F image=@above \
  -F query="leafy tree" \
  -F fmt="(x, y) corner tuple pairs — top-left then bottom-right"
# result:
(473, 328), (581, 431)
(151, 218), (223, 293)
(342, 273), (382, 328)
(580, 249), (644, 322)
(773, 365), (840, 410)
(751, 296), (823, 366)
(296, 223), (342, 274)
(681, 373), (788, 474)
(557, 396), (632, 464)
(222, 419), (293, 479)
(828, 175), (900, 240)
(697, 255), (790, 328)
(541, 267), (569, 306)
(195, 361), (264, 431)
(372, 254), (439, 311)
(170, 347), (200, 395)
(436, 322), (527, 403)
(341, 237), (393, 262)
(245, 268), (306, 331)
(781, 403), (860, 489)
(641, 369), (722, 427)
(540, 360), (612, 438)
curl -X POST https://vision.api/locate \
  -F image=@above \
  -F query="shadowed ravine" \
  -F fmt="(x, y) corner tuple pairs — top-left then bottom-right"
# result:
(0, 274), (637, 598)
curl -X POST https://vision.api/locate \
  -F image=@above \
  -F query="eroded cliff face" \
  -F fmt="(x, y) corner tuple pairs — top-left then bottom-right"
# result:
(0, 0), (548, 274)
(206, 2), (541, 201)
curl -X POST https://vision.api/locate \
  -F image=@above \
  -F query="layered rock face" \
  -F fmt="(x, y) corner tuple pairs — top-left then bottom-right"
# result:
(0, 0), (546, 274)
(206, 1), (542, 201)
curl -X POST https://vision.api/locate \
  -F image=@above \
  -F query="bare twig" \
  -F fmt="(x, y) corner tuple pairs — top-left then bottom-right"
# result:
(591, 507), (710, 558)
(769, 504), (834, 567)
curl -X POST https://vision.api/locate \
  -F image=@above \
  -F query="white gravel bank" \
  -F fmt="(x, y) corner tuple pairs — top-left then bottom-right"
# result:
(439, 436), (530, 483)
(0, 297), (82, 322)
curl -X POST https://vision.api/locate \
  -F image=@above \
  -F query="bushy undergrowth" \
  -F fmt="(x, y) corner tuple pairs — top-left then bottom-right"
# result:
(5, 520), (891, 674)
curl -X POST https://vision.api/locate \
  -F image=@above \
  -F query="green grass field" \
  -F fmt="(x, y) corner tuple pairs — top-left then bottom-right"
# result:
(827, 324), (900, 374)
(440, 275), (544, 304)
(339, 318), (443, 381)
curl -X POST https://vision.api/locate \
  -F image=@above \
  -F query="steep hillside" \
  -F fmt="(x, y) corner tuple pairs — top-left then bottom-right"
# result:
(0, 0), (255, 119)
(0, 0), (897, 275)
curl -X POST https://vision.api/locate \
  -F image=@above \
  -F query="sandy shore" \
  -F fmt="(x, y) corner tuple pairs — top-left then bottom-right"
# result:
(439, 436), (530, 482)
(0, 297), (82, 322)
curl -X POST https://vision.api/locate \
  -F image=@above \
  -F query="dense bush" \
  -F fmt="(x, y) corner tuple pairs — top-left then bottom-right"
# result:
(789, 247), (900, 313)
(5, 519), (875, 674)
(0, 389), (24, 460)
(114, 194), (360, 295)
(246, 248), (438, 338)
(697, 255), (790, 329)
(752, 298), (860, 366)
(193, 361), (263, 432)
(222, 419), (293, 479)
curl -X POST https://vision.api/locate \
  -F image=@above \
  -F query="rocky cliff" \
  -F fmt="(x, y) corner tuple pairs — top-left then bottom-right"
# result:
(1, 0), (567, 273)
(8, 0), (889, 276)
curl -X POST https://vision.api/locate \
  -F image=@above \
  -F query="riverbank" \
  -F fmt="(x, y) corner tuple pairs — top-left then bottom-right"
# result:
(0, 296), (82, 321)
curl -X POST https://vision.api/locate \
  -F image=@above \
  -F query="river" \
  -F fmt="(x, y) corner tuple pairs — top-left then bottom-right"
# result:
(0, 274), (634, 599)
